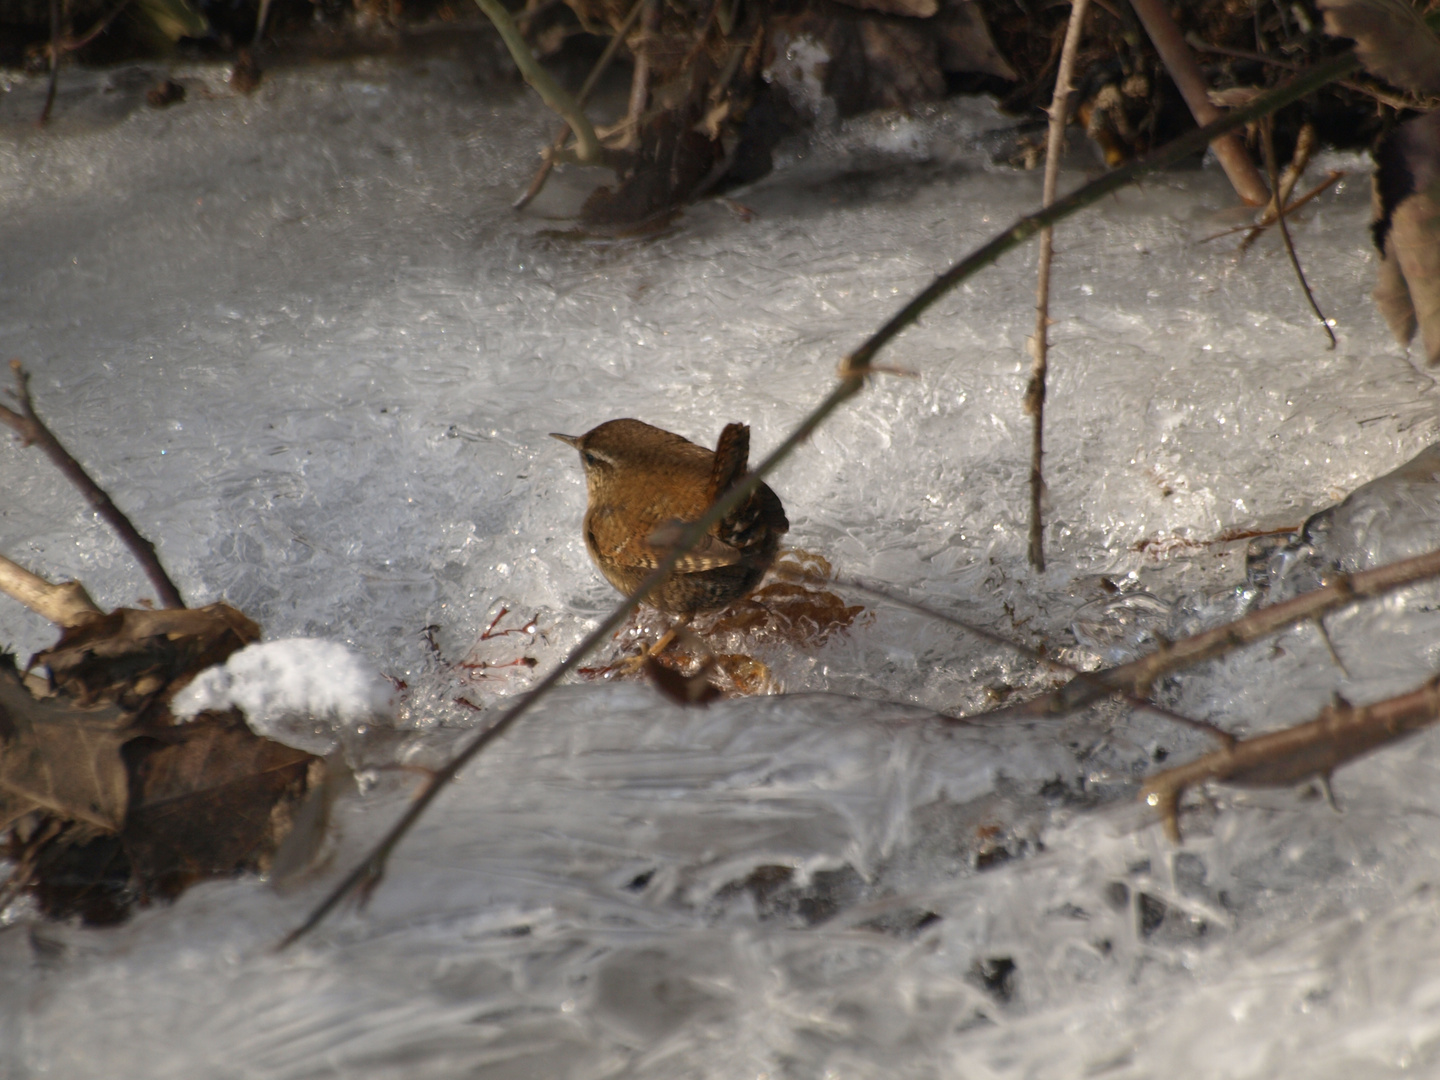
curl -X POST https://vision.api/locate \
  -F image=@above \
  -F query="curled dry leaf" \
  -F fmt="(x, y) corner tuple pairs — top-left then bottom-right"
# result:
(0, 658), (129, 834)
(37, 603), (261, 708)
(3, 602), (319, 923)
(1372, 110), (1440, 364)
(122, 709), (315, 900)
(1318, 0), (1440, 95)
(644, 654), (725, 705)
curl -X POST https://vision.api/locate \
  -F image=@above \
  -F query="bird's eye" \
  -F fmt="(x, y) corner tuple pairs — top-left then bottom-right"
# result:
(583, 450), (601, 467)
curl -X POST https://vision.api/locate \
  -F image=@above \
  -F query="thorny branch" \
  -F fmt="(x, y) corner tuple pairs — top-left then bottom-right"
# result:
(1142, 674), (1440, 841)
(1026, 0), (1089, 573)
(980, 546), (1440, 724)
(283, 46), (1369, 948)
(0, 362), (185, 610)
(831, 574), (1235, 747)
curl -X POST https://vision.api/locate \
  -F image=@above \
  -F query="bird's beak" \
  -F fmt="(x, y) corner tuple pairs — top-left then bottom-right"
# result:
(549, 433), (581, 448)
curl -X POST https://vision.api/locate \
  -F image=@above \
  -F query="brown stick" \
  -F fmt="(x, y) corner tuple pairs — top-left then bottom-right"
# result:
(1129, 0), (1269, 205)
(1260, 117), (1335, 348)
(1141, 674), (1440, 840)
(0, 553), (101, 627)
(981, 546), (1440, 724)
(0, 362), (185, 609)
(1026, 0), (1089, 573)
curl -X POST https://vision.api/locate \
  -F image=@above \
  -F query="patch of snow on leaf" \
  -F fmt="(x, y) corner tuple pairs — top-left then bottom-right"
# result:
(173, 639), (394, 753)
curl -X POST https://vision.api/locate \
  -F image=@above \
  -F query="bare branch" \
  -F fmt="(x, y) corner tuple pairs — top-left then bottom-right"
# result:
(1026, 0), (1089, 572)
(982, 546), (1440, 724)
(1260, 117), (1336, 348)
(1129, 0), (1269, 205)
(0, 363), (185, 609)
(1142, 674), (1440, 840)
(0, 553), (101, 627)
(514, 0), (647, 210)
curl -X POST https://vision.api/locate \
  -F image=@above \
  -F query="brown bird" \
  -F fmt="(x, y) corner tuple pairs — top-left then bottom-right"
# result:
(550, 419), (789, 621)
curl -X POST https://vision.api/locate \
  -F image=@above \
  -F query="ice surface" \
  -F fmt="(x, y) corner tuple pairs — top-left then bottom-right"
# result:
(3, 51), (1440, 1079)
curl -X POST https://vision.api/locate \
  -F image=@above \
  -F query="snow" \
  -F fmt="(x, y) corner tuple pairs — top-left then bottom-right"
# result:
(172, 638), (395, 753)
(2, 51), (1440, 1079)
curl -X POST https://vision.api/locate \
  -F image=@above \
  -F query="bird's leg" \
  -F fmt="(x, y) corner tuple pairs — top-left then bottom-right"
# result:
(612, 614), (690, 676)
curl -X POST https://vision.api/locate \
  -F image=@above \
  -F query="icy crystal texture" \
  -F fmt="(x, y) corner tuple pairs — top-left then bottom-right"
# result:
(3, 52), (1440, 1079)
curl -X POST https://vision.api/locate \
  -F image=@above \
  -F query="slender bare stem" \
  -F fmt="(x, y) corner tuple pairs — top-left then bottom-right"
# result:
(514, 0), (647, 210)
(1129, 0), (1269, 205)
(1027, 0), (1089, 573)
(1260, 117), (1335, 348)
(0, 363), (185, 609)
(39, 0), (61, 126)
(473, 0), (602, 163)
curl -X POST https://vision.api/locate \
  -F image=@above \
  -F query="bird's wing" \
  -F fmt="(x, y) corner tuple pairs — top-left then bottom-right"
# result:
(643, 519), (743, 571)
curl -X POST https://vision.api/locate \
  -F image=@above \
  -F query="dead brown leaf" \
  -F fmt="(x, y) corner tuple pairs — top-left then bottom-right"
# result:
(37, 603), (260, 708)
(122, 710), (314, 899)
(645, 654), (725, 705)
(0, 658), (130, 834)
(1319, 0), (1440, 96)
(1372, 110), (1440, 364)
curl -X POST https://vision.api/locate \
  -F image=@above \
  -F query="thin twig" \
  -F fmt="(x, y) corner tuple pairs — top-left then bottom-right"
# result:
(978, 546), (1440, 724)
(0, 363), (185, 609)
(1186, 32), (1302, 70)
(1260, 116), (1335, 347)
(282, 46), (1367, 948)
(841, 52), (1359, 374)
(1129, 0), (1269, 205)
(1141, 672), (1440, 840)
(834, 575), (1235, 746)
(0, 552), (102, 627)
(473, 0), (602, 163)
(62, 0), (133, 51)
(514, 0), (647, 210)
(1197, 169), (1344, 244)
(1238, 120), (1315, 252)
(253, 0), (274, 46)
(616, 0), (658, 148)
(1026, 0), (1089, 573)
(39, 0), (61, 126)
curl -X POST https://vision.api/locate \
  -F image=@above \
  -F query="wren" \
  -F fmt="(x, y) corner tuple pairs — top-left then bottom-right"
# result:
(550, 418), (789, 616)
